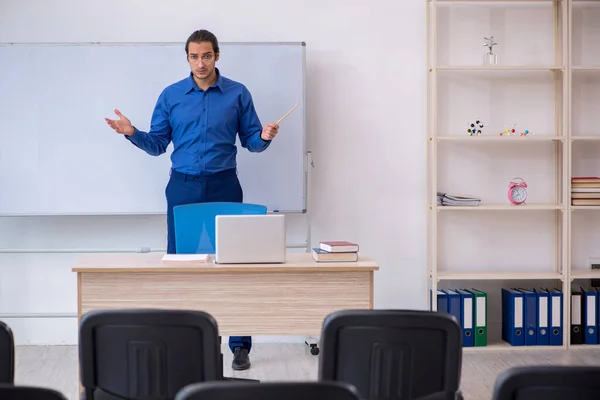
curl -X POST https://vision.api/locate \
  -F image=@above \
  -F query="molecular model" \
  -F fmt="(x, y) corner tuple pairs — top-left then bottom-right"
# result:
(499, 123), (516, 136)
(467, 117), (486, 136)
(519, 129), (534, 136)
(498, 123), (535, 137)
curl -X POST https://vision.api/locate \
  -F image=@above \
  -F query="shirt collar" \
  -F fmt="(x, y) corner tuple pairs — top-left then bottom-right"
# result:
(185, 68), (224, 94)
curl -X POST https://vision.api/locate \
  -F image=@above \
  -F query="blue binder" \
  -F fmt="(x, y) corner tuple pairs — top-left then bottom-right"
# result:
(502, 288), (525, 346)
(534, 288), (550, 346)
(516, 288), (538, 346)
(592, 287), (600, 344)
(581, 287), (597, 344)
(457, 289), (474, 347)
(436, 289), (449, 313)
(543, 288), (563, 346)
(446, 289), (462, 329)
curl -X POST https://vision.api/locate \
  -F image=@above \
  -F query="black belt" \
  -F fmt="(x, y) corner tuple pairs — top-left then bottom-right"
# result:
(170, 168), (236, 181)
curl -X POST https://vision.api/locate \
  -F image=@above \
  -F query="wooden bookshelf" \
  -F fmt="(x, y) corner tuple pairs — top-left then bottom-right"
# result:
(426, 0), (573, 351)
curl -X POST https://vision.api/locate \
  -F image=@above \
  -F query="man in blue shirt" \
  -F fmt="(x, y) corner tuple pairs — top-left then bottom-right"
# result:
(104, 29), (279, 371)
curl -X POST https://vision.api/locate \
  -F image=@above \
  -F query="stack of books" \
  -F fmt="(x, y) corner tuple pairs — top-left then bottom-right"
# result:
(571, 177), (600, 206)
(437, 192), (481, 207)
(312, 241), (359, 262)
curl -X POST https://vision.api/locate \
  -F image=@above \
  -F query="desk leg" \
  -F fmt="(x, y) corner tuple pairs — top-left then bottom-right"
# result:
(304, 270), (374, 356)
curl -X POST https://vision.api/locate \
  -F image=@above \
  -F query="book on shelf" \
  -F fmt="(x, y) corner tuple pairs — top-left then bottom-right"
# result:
(312, 248), (359, 262)
(437, 192), (481, 207)
(572, 177), (600, 185)
(572, 199), (600, 206)
(571, 177), (600, 205)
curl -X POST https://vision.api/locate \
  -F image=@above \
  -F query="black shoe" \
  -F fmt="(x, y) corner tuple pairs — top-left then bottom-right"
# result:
(232, 347), (251, 370)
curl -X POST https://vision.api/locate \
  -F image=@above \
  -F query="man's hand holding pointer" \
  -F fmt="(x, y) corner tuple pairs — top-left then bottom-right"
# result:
(261, 123), (279, 141)
(260, 103), (299, 141)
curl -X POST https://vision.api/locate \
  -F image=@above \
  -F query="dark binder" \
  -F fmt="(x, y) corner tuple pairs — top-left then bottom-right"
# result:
(571, 288), (583, 345)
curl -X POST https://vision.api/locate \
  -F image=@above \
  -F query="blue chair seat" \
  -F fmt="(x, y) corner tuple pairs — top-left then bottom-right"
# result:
(173, 202), (267, 254)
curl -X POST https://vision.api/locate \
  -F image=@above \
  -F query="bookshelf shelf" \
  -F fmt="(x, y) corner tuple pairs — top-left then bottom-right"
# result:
(463, 343), (565, 352)
(427, 0), (575, 350)
(567, 344), (600, 349)
(435, 271), (564, 280)
(435, 204), (563, 211)
(571, 270), (600, 279)
(571, 136), (600, 140)
(435, 66), (564, 71)
(432, 0), (565, 3)
(434, 136), (564, 142)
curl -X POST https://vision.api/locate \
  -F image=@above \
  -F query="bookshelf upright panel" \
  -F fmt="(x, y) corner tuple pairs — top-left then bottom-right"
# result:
(568, 0), (600, 349)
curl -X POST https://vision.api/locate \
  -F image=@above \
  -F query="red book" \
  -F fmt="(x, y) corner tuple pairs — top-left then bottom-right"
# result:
(572, 177), (600, 182)
(319, 241), (359, 253)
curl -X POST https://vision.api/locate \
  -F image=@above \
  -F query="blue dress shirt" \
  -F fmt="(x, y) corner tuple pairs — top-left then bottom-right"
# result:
(127, 69), (270, 175)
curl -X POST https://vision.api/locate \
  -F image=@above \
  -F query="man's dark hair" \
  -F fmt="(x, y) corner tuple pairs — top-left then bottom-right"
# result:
(185, 29), (219, 55)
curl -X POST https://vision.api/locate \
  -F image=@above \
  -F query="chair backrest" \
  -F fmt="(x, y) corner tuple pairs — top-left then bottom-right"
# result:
(173, 202), (267, 254)
(79, 309), (221, 400)
(0, 385), (68, 400)
(0, 321), (14, 383)
(318, 309), (462, 400)
(493, 366), (600, 400)
(175, 381), (363, 400)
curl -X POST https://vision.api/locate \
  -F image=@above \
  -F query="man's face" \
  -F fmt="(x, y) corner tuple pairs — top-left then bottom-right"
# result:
(187, 41), (219, 81)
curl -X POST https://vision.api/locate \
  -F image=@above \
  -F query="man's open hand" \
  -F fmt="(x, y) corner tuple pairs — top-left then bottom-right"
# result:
(105, 109), (135, 136)
(261, 123), (279, 141)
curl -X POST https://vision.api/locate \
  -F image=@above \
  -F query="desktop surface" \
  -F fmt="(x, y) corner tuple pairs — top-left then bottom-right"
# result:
(72, 252), (379, 273)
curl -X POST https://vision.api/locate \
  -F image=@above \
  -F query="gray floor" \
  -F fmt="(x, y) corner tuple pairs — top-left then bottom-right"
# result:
(13, 344), (600, 400)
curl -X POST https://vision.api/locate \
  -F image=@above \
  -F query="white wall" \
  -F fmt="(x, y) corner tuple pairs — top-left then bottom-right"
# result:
(0, 0), (427, 344)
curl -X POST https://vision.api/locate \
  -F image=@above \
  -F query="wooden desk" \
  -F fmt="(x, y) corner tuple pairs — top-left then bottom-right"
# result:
(72, 253), (379, 336)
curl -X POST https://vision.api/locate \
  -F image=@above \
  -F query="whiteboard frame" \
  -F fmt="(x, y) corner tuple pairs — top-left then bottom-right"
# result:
(0, 41), (309, 216)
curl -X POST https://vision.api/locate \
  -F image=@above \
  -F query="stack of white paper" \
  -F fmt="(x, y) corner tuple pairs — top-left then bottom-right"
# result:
(161, 254), (209, 263)
(437, 192), (481, 207)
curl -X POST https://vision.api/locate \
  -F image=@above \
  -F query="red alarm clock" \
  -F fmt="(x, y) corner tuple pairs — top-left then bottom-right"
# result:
(508, 177), (527, 205)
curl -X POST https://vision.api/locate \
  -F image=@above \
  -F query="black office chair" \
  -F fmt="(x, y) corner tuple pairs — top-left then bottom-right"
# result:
(79, 309), (223, 400)
(0, 321), (15, 384)
(0, 384), (68, 400)
(175, 381), (363, 400)
(318, 309), (463, 400)
(492, 366), (600, 400)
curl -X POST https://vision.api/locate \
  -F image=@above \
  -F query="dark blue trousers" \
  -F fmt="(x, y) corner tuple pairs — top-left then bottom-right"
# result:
(166, 167), (252, 353)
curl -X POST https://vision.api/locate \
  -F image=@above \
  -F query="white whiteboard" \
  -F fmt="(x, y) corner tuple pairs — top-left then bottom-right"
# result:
(0, 42), (306, 215)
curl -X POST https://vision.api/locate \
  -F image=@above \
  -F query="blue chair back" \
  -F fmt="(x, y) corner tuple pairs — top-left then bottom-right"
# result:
(173, 202), (267, 254)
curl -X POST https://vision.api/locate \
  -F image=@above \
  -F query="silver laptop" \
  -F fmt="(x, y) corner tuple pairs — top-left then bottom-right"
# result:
(215, 214), (286, 263)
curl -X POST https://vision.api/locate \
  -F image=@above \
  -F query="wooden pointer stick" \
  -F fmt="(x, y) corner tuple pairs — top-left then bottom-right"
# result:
(276, 103), (300, 125)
